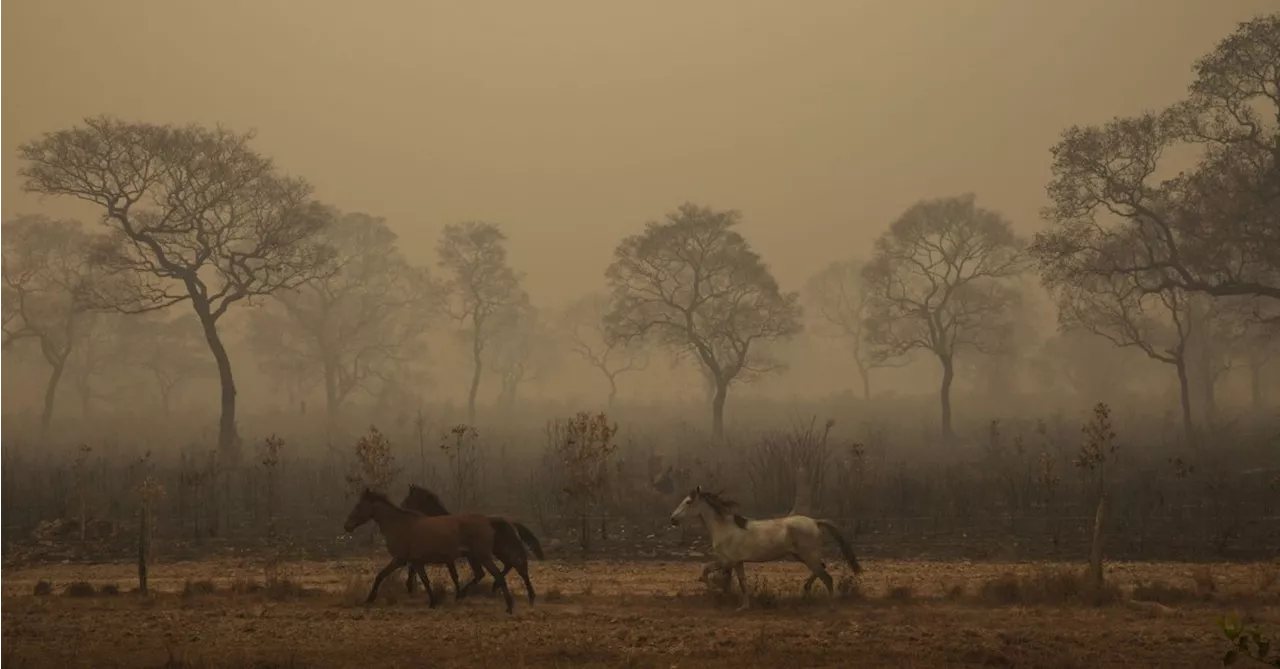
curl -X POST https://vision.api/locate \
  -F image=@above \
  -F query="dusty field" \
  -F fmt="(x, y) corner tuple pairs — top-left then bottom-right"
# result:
(3, 558), (1278, 668)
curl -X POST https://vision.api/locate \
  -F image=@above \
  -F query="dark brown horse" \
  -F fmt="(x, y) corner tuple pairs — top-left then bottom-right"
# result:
(342, 488), (515, 614)
(400, 484), (544, 604)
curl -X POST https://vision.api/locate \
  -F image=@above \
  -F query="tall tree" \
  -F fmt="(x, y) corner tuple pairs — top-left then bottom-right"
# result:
(487, 302), (556, 414)
(561, 293), (648, 408)
(862, 194), (1026, 442)
(1, 215), (102, 434)
(67, 312), (120, 419)
(19, 117), (335, 460)
(1032, 329), (1145, 405)
(436, 221), (525, 423)
(604, 202), (802, 439)
(804, 259), (901, 399)
(247, 212), (438, 422)
(1032, 15), (1280, 303)
(1047, 263), (1199, 443)
(114, 313), (216, 415)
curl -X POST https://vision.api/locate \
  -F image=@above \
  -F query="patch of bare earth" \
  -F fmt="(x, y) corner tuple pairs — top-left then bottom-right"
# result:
(3, 559), (1277, 668)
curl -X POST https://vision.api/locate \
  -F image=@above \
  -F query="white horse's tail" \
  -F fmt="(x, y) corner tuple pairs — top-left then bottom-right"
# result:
(816, 519), (863, 574)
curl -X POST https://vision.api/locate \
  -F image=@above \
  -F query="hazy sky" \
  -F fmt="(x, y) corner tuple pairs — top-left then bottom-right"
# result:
(4, 0), (1274, 306)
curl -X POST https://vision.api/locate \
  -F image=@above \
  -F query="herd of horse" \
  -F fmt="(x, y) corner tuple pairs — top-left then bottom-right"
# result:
(343, 484), (863, 614)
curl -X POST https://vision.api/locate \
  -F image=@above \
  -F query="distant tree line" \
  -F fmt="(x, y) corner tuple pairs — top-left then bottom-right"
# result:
(4, 15), (1277, 451)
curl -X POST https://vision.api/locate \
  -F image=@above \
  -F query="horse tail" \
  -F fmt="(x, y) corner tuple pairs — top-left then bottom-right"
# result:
(816, 519), (862, 574)
(511, 522), (545, 560)
(488, 517), (521, 553)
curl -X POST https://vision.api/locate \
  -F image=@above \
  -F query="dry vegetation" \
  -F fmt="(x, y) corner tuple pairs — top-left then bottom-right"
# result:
(2, 408), (1277, 667)
(3, 558), (1278, 668)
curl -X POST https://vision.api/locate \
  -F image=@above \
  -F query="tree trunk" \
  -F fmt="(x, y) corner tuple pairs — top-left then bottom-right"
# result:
(606, 373), (618, 409)
(1175, 359), (1195, 446)
(197, 310), (240, 463)
(159, 384), (173, 416)
(137, 505), (149, 595)
(467, 331), (483, 424)
(711, 379), (729, 440)
(859, 366), (871, 400)
(40, 360), (66, 436)
(1087, 493), (1106, 591)
(939, 355), (955, 443)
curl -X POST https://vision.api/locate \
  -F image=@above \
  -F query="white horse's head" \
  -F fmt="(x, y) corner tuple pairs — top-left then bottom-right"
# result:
(669, 486), (704, 526)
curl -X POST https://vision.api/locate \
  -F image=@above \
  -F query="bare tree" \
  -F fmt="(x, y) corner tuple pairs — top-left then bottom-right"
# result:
(114, 312), (215, 415)
(862, 194), (1026, 442)
(1210, 296), (1280, 414)
(804, 259), (902, 399)
(487, 302), (557, 414)
(0, 280), (26, 355)
(248, 212), (439, 423)
(436, 221), (525, 423)
(68, 312), (121, 419)
(1031, 329), (1144, 404)
(1049, 268), (1199, 444)
(1, 215), (102, 434)
(1032, 15), (1279, 303)
(561, 293), (648, 408)
(19, 117), (334, 461)
(604, 202), (802, 439)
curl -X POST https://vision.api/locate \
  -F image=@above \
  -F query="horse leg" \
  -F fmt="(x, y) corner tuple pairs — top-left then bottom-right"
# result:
(514, 561), (536, 605)
(732, 562), (750, 611)
(366, 557), (406, 604)
(479, 556), (515, 614)
(803, 573), (818, 596)
(411, 563), (439, 608)
(445, 561), (464, 599)
(699, 561), (733, 593)
(490, 559), (514, 594)
(800, 551), (835, 596)
(459, 556), (486, 597)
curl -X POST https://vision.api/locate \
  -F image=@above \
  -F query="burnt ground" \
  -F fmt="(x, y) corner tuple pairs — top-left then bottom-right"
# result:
(3, 558), (1278, 668)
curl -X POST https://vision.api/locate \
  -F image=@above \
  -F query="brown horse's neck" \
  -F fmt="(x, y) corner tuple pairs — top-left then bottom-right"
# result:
(369, 497), (417, 532)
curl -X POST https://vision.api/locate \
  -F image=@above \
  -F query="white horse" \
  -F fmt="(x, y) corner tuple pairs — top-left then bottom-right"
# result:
(670, 486), (862, 609)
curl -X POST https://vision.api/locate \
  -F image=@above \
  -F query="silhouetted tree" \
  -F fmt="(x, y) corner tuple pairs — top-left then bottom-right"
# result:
(862, 194), (1025, 442)
(604, 203), (802, 439)
(1032, 15), (1280, 303)
(804, 259), (902, 399)
(488, 302), (557, 414)
(561, 293), (648, 408)
(436, 221), (525, 423)
(113, 313), (215, 415)
(248, 212), (439, 423)
(1031, 330), (1145, 405)
(1046, 263), (1198, 444)
(68, 312), (120, 419)
(19, 117), (335, 461)
(1, 215), (102, 434)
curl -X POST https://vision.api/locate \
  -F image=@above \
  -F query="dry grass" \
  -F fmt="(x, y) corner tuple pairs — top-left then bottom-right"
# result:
(3, 558), (1278, 668)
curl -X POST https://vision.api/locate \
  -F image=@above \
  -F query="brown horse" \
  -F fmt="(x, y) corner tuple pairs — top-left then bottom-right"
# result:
(342, 488), (515, 614)
(400, 484), (544, 604)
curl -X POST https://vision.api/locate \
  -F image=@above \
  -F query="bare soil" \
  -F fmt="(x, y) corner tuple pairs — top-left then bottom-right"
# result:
(3, 558), (1278, 668)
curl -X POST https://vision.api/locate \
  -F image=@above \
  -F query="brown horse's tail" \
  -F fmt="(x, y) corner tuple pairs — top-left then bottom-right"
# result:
(816, 519), (862, 574)
(488, 516), (518, 546)
(511, 522), (545, 560)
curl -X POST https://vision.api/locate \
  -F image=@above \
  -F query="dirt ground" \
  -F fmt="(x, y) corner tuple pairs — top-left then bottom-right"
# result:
(3, 558), (1278, 668)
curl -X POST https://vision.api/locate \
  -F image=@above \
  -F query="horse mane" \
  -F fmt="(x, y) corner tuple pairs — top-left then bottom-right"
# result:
(362, 488), (416, 516)
(696, 489), (750, 529)
(404, 484), (451, 515)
